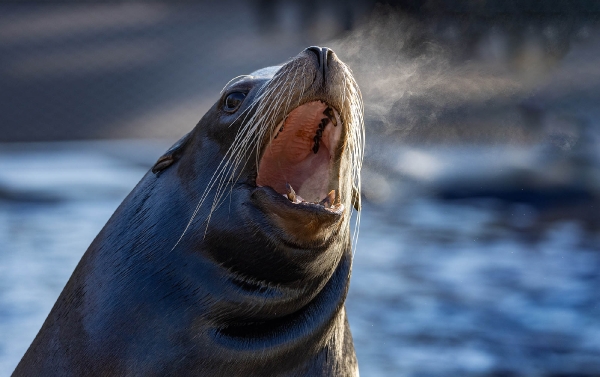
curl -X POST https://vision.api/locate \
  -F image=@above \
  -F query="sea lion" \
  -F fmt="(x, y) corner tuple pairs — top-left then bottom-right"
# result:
(13, 46), (364, 377)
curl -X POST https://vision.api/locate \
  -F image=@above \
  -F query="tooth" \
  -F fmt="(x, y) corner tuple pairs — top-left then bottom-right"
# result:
(320, 190), (335, 208)
(328, 189), (336, 204)
(323, 108), (337, 127)
(286, 183), (296, 202)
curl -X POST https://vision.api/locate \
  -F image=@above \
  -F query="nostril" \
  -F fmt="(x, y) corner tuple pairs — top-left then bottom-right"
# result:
(305, 46), (322, 66)
(324, 48), (333, 66)
(321, 47), (332, 74)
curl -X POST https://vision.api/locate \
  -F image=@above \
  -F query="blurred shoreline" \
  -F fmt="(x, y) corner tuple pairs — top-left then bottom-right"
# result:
(1, 1), (599, 144)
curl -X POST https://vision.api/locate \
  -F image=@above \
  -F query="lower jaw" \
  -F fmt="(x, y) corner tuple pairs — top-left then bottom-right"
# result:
(250, 185), (345, 245)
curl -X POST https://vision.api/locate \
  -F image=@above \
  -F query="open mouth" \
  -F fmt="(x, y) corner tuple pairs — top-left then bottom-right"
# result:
(256, 100), (344, 213)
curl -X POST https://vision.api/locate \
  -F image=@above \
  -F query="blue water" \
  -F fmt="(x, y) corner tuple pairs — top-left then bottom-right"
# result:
(1, 141), (599, 376)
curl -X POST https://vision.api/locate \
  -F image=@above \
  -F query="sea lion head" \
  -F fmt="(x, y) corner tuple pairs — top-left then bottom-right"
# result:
(151, 45), (363, 295)
(15, 47), (363, 376)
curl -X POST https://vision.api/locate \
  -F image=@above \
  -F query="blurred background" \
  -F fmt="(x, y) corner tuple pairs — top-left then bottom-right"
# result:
(1, 0), (600, 375)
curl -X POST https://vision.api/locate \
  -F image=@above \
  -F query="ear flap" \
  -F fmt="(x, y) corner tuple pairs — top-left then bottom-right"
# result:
(352, 183), (361, 211)
(152, 132), (192, 175)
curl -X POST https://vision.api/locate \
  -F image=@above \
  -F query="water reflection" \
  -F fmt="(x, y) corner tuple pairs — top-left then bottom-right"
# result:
(1, 140), (600, 376)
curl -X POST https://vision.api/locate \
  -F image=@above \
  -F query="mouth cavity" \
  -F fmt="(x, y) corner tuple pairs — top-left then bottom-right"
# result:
(256, 100), (343, 212)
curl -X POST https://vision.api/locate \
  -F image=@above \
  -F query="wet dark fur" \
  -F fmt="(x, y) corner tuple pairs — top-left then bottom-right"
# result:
(14, 49), (359, 377)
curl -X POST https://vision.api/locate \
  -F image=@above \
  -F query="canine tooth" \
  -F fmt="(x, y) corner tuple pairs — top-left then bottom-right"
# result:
(329, 189), (336, 203)
(323, 108), (337, 126)
(319, 190), (335, 208)
(286, 183), (296, 202)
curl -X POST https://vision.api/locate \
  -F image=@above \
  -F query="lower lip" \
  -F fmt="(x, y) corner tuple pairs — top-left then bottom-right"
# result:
(253, 186), (345, 216)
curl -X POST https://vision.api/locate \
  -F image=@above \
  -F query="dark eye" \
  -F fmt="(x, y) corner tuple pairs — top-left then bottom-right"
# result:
(224, 92), (246, 112)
